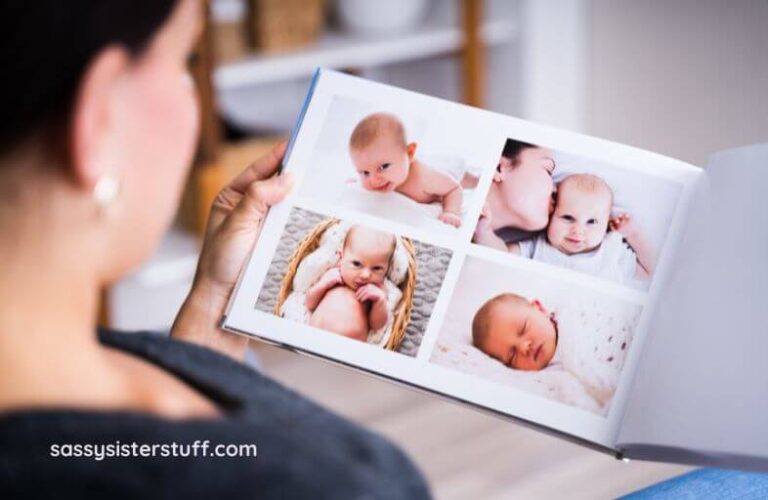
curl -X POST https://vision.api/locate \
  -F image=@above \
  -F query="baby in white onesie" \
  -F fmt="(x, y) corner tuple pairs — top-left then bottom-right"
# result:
(510, 174), (656, 284)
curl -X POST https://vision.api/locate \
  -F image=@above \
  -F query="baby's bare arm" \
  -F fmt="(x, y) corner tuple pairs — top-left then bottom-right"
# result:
(306, 271), (340, 312)
(441, 187), (463, 221)
(611, 214), (656, 280)
(423, 167), (462, 215)
(355, 284), (388, 331)
(305, 283), (329, 312)
(627, 232), (656, 280)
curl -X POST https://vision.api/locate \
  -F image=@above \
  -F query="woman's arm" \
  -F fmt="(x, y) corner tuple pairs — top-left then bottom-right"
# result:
(171, 142), (294, 361)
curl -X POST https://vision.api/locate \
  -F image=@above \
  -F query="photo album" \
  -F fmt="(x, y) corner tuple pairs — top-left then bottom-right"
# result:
(223, 69), (768, 469)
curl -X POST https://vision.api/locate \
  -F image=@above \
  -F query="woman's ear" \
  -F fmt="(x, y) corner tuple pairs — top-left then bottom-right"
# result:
(495, 156), (513, 183)
(406, 142), (418, 160)
(70, 45), (130, 191)
(493, 163), (503, 183)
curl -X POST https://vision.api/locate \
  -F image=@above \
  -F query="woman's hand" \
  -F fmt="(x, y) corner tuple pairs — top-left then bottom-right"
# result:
(472, 204), (495, 241)
(472, 204), (514, 252)
(171, 141), (294, 360)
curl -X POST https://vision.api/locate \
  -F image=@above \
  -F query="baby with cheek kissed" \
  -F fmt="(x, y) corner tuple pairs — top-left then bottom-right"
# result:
(306, 226), (396, 341)
(349, 112), (467, 227)
(511, 174), (656, 284)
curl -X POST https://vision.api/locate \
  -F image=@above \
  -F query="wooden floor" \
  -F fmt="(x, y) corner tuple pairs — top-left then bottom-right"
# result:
(256, 345), (691, 499)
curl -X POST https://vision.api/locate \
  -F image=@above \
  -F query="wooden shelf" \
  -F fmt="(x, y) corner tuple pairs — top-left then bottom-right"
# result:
(214, 19), (517, 90)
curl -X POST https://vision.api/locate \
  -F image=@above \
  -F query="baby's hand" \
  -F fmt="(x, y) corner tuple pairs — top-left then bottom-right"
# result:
(609, 213), (639, 238)
(439, 211), (462, 228)
(355, 283), (386, 304)
(319, 266), (343, 288)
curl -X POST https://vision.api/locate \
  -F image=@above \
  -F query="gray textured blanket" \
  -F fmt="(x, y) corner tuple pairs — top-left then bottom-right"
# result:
(255, 207), (451, 357)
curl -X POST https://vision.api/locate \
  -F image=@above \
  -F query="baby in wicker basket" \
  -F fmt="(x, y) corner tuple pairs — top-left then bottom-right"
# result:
(306, 225), (397, 341)
(472, 293), (558, 371)
(349, 112), (474, 228)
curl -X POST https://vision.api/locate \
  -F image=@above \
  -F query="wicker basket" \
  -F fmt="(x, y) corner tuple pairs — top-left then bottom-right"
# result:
(247, 0), (325, 52)
(274, 219), (417, 351)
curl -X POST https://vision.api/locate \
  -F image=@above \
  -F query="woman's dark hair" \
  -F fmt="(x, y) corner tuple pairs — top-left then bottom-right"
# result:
(500, 139), (538, 162)
(0, 1), (177, 154)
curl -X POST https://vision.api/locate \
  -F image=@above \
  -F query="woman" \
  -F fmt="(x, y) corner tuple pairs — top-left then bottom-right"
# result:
(0, 1), (429, 498)
(472, 139), (557, 250)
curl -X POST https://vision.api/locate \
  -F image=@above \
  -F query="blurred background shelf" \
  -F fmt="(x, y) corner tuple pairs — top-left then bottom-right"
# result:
(215, 19), (517, 90)
(104, 0), (581, 331)
(213, 0), (507, 135)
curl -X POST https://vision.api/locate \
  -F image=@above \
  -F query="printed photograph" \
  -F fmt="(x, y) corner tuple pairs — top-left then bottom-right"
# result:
(430, 256), (642, 415)
(298, 95), (484, 232)
(256, 207), (452, 357)
(472, 138), (682, 289)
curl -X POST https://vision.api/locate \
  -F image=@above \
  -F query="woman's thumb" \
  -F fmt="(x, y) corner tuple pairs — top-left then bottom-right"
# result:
(226, 173), (294, 231)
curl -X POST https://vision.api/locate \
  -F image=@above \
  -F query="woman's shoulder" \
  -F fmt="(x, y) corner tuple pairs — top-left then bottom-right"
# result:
(0, 330), (431, 499)
(494, 226), (542, 244)
(0, 407), (429, 499)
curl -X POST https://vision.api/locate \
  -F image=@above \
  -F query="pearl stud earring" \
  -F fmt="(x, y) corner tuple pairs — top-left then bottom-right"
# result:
(93, 174), (120, 208)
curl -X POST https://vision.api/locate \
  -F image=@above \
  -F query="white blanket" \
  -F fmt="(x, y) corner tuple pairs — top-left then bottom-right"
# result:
(430, 280), (641, 415)
(300, 151), (477, 233)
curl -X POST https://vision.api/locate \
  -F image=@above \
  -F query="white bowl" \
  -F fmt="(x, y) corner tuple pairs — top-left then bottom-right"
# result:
(336, 0), (430, 37)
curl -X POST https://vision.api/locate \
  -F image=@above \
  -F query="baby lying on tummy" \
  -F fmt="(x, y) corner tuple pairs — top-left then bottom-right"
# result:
(472, 293), (558, 371)
(306, 225), (396, 341)
(349, 112), (470, 227)
(512, 174), (656, 283)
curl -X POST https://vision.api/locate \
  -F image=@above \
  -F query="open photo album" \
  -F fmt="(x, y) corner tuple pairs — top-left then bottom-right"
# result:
(223, 69), (768, 470)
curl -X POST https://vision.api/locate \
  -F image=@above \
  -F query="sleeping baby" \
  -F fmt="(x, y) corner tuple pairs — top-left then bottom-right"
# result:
(510, 173), (656, 284)
(472, 293), (559, 371)
(306, 225), (396, 341)
(472, 292), (634, 406)
(349, 112), (472, 228)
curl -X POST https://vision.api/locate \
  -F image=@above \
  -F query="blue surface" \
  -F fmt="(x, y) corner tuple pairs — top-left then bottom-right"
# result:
(283, 67), (322, 169)
(622, 469), (768, 499)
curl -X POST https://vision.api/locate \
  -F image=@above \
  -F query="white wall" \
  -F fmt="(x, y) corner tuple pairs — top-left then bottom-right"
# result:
(586, 0), (768, 165)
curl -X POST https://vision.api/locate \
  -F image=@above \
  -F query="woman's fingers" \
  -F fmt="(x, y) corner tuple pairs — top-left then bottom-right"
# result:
(220, 173), (294, 235)
(228, 141), (288, 193)
(205, 141), (289, 237)
(173, 144), (292, 361)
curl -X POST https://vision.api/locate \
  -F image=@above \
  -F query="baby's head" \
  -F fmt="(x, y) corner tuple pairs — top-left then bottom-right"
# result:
(472, 293), (558, 371)
(349, 113), (416, 192)
(338, 225), (396, 290)
(547, 174), (613, 255)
